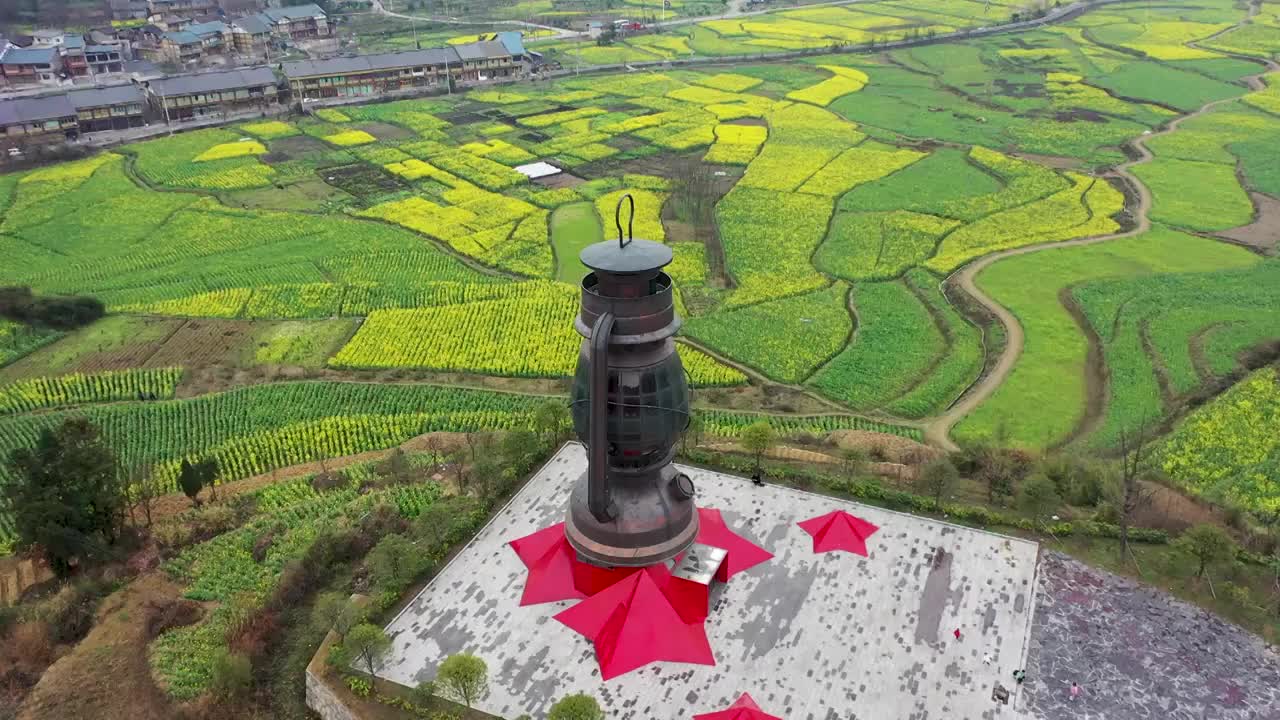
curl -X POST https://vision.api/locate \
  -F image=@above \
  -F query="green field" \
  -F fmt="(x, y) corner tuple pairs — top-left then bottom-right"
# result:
(550, 202), (602, 282)
(954, 227), (1261, 448)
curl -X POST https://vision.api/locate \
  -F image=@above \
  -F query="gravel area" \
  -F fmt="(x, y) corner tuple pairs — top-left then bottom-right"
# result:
(1022, 552), (1280, 720)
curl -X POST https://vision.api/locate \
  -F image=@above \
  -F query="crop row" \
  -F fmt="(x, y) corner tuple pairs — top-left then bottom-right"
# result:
(0, 367), (183, 415)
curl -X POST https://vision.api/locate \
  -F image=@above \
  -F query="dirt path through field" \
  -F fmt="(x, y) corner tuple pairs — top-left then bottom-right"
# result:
(921, 15), (1279, 451)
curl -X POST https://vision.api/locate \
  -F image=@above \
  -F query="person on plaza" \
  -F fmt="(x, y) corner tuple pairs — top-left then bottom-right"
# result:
(751, 469), (764, 487)
(983, 652), (993, 666)
(1070, 681), (1081, 701)
(953, 628), (962, 640)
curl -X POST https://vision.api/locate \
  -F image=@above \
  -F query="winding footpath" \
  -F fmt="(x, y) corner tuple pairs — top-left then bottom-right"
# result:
(922, 13), (1279, 451)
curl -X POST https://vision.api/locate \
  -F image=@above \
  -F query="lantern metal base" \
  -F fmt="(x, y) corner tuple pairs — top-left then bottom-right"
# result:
(564, 465), (699, 568)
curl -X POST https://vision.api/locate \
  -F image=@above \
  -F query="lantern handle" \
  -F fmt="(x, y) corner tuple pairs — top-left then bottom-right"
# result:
(615, 192), (634, 249)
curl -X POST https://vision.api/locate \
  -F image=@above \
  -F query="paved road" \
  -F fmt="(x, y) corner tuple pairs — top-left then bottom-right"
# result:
(369, 0), (880, 40)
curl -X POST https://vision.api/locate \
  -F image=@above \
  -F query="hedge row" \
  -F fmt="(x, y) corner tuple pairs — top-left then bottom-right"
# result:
(680, 449), (1170, 545)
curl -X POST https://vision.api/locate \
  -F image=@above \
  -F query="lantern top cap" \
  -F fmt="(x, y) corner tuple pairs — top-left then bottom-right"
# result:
(580, 237), (672, 275)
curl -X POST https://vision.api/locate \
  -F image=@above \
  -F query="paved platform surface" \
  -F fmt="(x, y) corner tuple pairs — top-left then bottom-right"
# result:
(1022, 552), (1280, 720)
(377, 444), (1040, 719)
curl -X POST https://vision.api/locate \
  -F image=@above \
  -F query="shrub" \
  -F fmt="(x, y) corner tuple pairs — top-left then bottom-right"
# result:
(411, 680), (438, 707)
(914, 458), (959, 505)
(209, 649), (252, 699)
(346, 675), (373, 697)
(549, 693), (605, 720)
(1017, 474), (1062, 528)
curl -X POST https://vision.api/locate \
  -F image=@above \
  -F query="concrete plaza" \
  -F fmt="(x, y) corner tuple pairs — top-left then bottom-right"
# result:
(376, 443), (1041, 719)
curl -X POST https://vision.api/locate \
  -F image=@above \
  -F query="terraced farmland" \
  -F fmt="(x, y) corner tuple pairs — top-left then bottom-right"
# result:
(4, 0), (1280, 549)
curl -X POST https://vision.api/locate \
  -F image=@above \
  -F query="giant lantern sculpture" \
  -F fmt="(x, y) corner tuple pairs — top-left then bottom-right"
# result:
(565, 195), (700, 568)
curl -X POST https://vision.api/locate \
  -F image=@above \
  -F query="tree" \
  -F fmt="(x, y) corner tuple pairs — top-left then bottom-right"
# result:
(1115, 421), (1156, 562)
(739, 421), (776, 474)
(1268, 552), (1280, 617)
(681, 411), (704, 455)
(4, 417), (123, 575)
(1017, 473), (1060, 529)
(377, 448), (413, 485)
(914, 458), (959, 506)
(501, 429), (542, 475)
(312, 592), (366, 639)
(178, 457), (218, 507)
(423, 434), (446, 474)
(447, 446), (469, 493)
(367, 534), (426, 591)
(344, 623), (391, 676)
(533, 399), (571, 445)
(549, 692), (605, 720)
(1174, 524), (1236, 579)
(436, 652), (488, 709)
(178, 459), (204, 507)
(130, 465), (161, 528)
(198, 457), (220, 501)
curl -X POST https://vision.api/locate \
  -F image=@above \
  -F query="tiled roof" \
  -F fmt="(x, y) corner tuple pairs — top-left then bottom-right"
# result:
(263, 3), (326, 21)
(163, 31), (200, 45)
(497, 31), (526, 57)
(231, 14), (271, 35)
(0, 94), (76, 125)
(0, 46), (58, 65)
(454, 40), (510, 61)
(66, 84), (145, 109)
(281, 47), (460, 78)
(147, 65), (277, 96)
(186, 21), (228, 38)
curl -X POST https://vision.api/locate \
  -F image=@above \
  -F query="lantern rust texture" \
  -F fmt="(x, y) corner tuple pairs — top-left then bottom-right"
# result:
(566, 194), (699, 568)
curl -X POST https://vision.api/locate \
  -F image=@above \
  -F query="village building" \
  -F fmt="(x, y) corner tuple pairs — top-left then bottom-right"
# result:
(0, 94), (79, 149)
(60, 35), (91, 78)
(280, 48), (460, 101)
(0, 47), (63, 87)
(147, 0), (218, 17)
(229, 14), (272, 56)
(453, 39), (522, 82)
(159, 20), (228, 64)
(85, 44), (127, 75)
(67, 84), (147, 133)
(144, 65), (278, 122)
(256, 4), (330, 42)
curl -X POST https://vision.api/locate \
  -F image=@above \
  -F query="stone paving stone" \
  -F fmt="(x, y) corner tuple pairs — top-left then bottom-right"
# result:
(1021, 552), (1280, 720)
(376, 443), (1040, 719)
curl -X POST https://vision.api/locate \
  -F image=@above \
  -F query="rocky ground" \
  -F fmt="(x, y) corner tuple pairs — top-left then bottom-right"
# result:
(1023, 552), (1280, 720)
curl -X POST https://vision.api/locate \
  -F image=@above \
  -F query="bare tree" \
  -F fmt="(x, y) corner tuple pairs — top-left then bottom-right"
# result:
(1116, 419), (1156, 565)
(423, 434), (444, 474)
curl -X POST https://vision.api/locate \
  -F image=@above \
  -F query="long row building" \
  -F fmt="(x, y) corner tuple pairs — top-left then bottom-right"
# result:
(0, 34), (531, 150)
